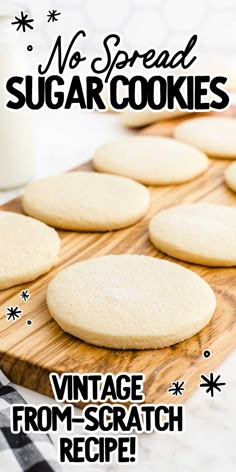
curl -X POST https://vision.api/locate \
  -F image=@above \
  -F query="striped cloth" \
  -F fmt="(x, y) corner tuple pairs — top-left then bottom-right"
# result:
(0, 370), (60, 472)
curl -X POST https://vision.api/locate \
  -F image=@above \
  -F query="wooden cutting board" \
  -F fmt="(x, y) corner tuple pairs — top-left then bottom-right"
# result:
(1, 109), (236, 407)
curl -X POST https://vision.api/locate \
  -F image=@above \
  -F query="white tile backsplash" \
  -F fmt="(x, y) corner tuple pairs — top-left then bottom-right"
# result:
(125, 9), (167, 49)
(3, 0), (236, 59)
(164, 0), (207, 32)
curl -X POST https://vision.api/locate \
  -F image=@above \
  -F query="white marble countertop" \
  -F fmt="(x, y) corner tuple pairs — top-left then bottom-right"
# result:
(0, 109), (235, 472)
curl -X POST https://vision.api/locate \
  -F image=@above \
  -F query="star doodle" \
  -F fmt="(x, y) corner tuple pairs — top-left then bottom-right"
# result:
(6, 306), (22, 321)
(11, 11), (34, 32)
(199, 372), (226, 398)
(20, 289), (30, 302)
(47, 10), (61, 23)
(168, 380), (185, 396)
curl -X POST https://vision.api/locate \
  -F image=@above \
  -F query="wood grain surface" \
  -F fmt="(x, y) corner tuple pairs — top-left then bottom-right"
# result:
(0, 109), (236, 407)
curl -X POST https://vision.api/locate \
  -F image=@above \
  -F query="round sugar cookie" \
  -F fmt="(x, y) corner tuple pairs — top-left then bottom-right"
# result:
(22, 172), (150, 231)
(0, 211), (60, 290)
(149, 203), (236, 266)
(93, 136), (208, 185)
(47, 255), (216, 349)
(174, 117), (236, 159)
(224, 162), (236, 192)
(121, 109), (187, 128)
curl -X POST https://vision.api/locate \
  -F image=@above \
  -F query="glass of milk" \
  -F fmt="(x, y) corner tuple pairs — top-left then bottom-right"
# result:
(0, 14), (35, 189)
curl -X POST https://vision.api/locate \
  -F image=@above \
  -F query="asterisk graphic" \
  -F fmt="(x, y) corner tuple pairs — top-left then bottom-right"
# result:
(20, 289), (30, 302)
(200, 372), (226, 398)
(11, 11), (34, 32)
(47, 10), (61, 23)
(6, 306), (22, 321)
(168, 381), (185, 396)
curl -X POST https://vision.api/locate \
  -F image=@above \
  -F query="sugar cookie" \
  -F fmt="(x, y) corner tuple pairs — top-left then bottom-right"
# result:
(121, 109), (187, 128)
(224, 162), (236, 192)
(174, 117), (236, 158)
(149, 203), (236, 266)
(0, 211), (60, 290)
(47, 255), (216, 349)
(93, 136), (208, 185)
(23, 172), (150, 231)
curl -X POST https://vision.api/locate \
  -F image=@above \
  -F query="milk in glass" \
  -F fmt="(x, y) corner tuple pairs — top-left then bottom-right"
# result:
(0, 15), (35, 189)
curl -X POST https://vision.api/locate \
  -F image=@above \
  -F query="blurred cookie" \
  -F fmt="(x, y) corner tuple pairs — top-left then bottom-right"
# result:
(149, 203), (236, 266)
(174, 117), (236, 158)
(224, 161), (236, 192)
(93, 136), (208, 185)
(121, 109), (187, 128)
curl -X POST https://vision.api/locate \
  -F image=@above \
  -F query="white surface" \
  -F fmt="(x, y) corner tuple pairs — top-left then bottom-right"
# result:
(1, 110), (236, 471)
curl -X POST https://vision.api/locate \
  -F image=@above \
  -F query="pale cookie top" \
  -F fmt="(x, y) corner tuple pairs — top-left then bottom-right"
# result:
(93, 136), (208, 185)
(174, 117), (236, 158)
(22, 172), (150, 232)
(121, 109), (186, 128)
(149, 203), (236, 266)
(0, 211), (60, 290)
(224, 161), (236, 192)
(47, 255), (216, 350)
